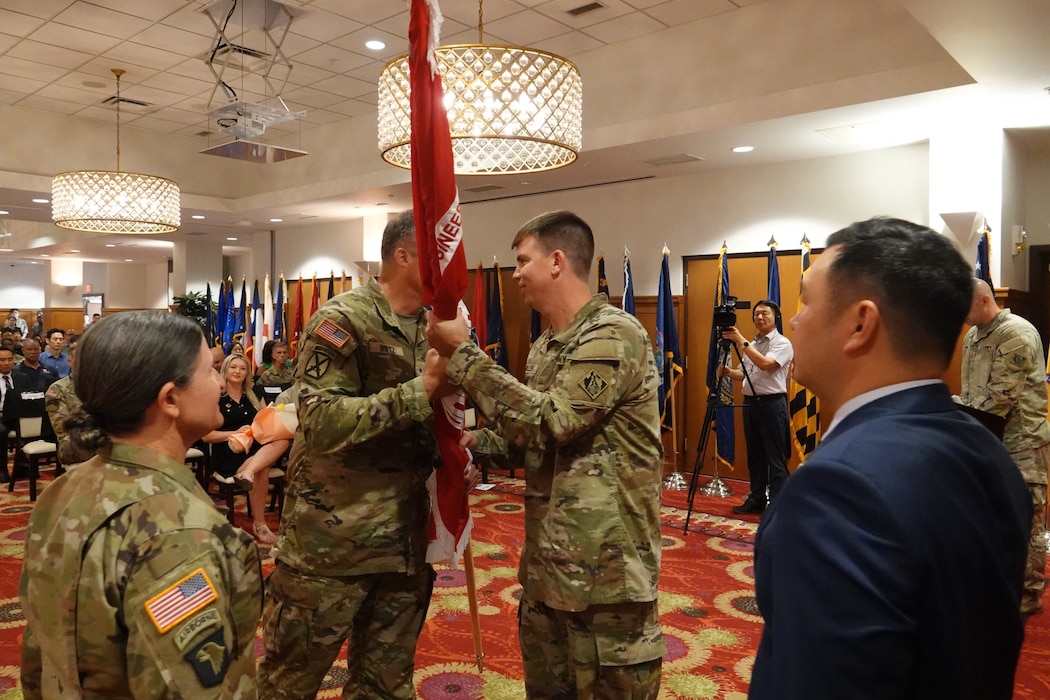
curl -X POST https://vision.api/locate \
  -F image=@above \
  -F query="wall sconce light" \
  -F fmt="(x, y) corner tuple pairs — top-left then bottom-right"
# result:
(1012, 224), (1028, 255)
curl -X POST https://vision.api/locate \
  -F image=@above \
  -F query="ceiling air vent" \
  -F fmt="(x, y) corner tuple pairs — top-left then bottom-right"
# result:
(568, 2), (605, 17)
(641, 153), (704, 167)
(463, 184), (505, 194)
(201, 43), (273, 72)
(101, 95), (152, 108)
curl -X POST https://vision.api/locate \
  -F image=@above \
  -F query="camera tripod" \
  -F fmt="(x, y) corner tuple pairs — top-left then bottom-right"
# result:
(683, 331), (757, 533)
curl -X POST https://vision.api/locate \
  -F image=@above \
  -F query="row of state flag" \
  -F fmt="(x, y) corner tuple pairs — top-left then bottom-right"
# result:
(204, 271), (355, 369)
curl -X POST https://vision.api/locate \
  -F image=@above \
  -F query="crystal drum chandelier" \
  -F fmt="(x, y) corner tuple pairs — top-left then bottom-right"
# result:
(378, 2), (582, 175)
(52, 69), (180, 234)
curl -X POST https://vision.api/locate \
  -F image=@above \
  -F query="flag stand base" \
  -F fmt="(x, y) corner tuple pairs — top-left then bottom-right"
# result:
(662, 472), (688, 490)
(699, 475), (734, 498)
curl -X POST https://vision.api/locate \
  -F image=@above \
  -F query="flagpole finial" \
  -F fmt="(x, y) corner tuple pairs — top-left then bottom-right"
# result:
(624, 246), (631, 256)
(800, 233), (810, 246)
(767, 236), (778, 248)
(662, 244), (670, 255)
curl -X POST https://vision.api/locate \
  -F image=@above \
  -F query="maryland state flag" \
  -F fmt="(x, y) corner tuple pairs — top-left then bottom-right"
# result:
(656, 246), (683, 433)
(408, 0), (472, 564)
(706, 245), (735, 468)
(789, 238), (821, 460)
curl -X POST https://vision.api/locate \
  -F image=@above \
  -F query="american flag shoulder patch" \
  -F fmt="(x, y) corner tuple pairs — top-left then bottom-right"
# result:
(145, 568), (218, 634)
(316, 319), (351, 349)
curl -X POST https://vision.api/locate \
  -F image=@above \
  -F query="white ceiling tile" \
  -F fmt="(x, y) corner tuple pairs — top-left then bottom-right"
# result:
(292, 43), (371, 73)
(118, 82), (187, 107)
(15, 93), (84, 115)
(281, 85), (345, 109)
(53, 70), (121, 95)
(288, 8), (362, 43)
(169, 57), (222, 83)
(329, 27), (407, 62)
(85, 0), (189, 23)
(533, 28), (605, 57)
(128, 23), (215, 58)
(583, 11), (664, 43)
(0, 33), (18, 54)
(0, 8), (48, 36)
(309, 0), (404, 24)
(137, 70), (214, 98)
(172, 94), (215, 114)
(123, 114), (187, 132)
(645, 0), (736, 26)
(346, 60), (385, 86)
(0, 0), (75, 20)
(160, 3), (221, 37)
(283, 62), (338, 88)
(484, 10), (573, 45)
(102, 41), (185, 71)
(0, 56), (69, 83)
(298, 107), (347, 125)
(324, 97), (374, 117)
(144, 106), (209, 126)
(71, 103), (122, 124)
(622, 0), (668, 9)
(0, 74), (47, 97)
(310, 73), (375, 100)
(271, 31), (321, 58)
(35, 82), (107, 105)
(52, 2), (153, 39)
(7, 40), (93, 70)
(0, 89), (25, 105)
(440, 0), (523, 25)
(27, 21), (122, 55)
(534, 0), (633, 29)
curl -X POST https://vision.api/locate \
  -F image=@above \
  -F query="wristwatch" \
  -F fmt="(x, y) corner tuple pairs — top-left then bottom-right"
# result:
(742, 341), (750, 348)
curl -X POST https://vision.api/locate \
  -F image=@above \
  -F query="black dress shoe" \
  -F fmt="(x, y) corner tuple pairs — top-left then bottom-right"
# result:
(732, 495), (765, 514)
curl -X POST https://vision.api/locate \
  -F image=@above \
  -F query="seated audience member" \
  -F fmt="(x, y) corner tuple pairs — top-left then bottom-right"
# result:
(10, 329), (24, 354)
(255, 340), (276, 378)
(45, 343), (95, 465)
(0, 347), (30, 483)
(30, 311), (43, 339)
(257, 342), (293, 387)
(40, 328), (70, 379)
(13, 339), (56, 392)
(229, 341), (245, 357)
(202, 354), (288, 545)
(8, 309), (28, 336)
(210, 345), (227, 372)
(19, 310), (262, 698)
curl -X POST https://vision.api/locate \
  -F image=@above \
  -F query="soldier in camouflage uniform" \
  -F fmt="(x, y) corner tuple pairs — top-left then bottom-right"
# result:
(20, 310), (262, 698)
(44, 343), (96, 465)
(425, 210), (665, 698)
(258, 342), (294, 386)
(961, 278), (1050, 617)
(258, 210), (439, 699)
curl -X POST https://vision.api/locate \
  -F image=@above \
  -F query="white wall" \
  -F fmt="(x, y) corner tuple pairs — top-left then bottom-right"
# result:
(460, 143), (929, 296)
(1001, 134), (1028, 289)
(1026, 151), (1050, 256)
(0, 263), (46, 309)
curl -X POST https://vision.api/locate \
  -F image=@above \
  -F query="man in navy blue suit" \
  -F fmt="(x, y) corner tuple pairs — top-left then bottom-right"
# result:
(750, 218), (1032, 699)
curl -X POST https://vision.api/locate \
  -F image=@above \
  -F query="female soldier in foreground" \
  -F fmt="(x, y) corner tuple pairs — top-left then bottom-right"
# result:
(19, 311), (263, 698)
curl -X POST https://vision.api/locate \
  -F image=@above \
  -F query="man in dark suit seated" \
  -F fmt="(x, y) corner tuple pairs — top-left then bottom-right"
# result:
(749, 218), (1032, 699)
(0, 347), (31, 483)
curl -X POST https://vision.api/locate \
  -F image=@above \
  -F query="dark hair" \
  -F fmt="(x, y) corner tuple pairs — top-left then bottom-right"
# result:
(754, 300), (782, 324)
(381, 210), (416, 263)
(68, 311), (205, 452)
(825, 217), (971, 367)
(511, 210), (594, 280)
(46, 327), (63, 339)
(261, 339), (276, 365)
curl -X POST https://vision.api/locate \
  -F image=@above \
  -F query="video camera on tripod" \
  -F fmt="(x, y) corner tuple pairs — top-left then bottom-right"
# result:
(713, 296), (751, 332)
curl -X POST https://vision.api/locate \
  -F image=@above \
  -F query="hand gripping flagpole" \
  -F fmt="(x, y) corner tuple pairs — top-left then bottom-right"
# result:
(408, 0), (482, 670)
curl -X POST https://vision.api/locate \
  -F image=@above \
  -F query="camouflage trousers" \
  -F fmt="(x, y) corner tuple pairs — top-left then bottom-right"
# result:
(518, 593), (664, 699)
(257, 562), (435, 699)
(1022, 482), (1047, 615)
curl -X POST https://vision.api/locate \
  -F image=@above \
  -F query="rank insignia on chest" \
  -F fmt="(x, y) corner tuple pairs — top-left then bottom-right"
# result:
(304, 350), (332, 380)
(579, 369), (609, 400)
(145, 568), (218, 633)
(316, 319), (351, 349)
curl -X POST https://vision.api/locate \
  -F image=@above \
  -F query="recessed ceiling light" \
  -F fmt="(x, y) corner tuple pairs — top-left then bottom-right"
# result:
(373, 202), (388, 206)
(732, 145), (754, 153)
(70, 249), (80, 253)
(105, 244), (116, 248)
(191, 214), (206, 220)
(32, 198), (49, 204)
(0, 248), (11, 253)
(40, 254), (49, 257)
(124, 258), (133, 262)
(226, 237), (238, 241)
(366, 39), (386, 51)
(0, 211), (8, 215)
(270, 218), (283, 223)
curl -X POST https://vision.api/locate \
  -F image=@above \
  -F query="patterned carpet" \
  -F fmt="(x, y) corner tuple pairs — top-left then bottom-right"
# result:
(0, 469), (1047, 698)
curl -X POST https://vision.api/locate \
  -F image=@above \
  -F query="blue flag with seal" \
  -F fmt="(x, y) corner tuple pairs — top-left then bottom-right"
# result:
(656, 246), (683, 434)
(597, 254), (609, 295)
(767, 241), (782, 332)
(976, 225), (993, 286)
(485, 261), (509, 370)
(705, 245), (735, 468)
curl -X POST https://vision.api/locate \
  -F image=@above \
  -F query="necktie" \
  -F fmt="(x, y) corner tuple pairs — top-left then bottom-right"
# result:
(1, 375), (10, 411)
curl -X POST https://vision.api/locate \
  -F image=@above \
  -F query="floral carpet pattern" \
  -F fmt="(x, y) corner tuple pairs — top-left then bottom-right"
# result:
(0, 471), (1046, 699)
